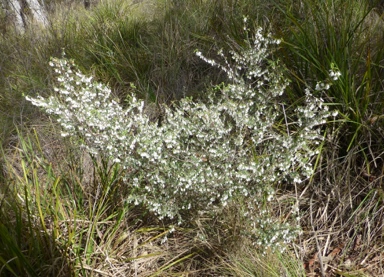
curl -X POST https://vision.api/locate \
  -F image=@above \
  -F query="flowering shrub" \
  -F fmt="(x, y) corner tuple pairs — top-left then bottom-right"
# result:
(26, 27), (339, 250)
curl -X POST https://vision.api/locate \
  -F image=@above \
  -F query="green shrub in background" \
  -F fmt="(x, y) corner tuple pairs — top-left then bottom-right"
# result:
(26, 25), (339, 251)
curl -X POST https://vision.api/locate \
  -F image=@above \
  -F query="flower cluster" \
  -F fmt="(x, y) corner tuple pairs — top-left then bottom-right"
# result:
(315, 65), (342, 91)
(26, 28), (339, 250)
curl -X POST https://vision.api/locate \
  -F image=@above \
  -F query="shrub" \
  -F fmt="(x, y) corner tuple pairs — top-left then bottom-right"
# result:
(26, 25), (339, 250)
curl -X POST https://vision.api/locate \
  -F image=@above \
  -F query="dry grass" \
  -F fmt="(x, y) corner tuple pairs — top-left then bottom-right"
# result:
(295, 137), (384, 276)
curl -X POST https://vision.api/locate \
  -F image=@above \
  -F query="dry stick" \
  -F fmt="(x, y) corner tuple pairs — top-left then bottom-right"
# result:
(367, 132), (377, 168)
(281, 103), (290, 136)
(320, 196), (331, 260)
(310, 196), (325, 277)
(294, 181), (304, 261)
(133, 235), (138, 277)
(322, 228), (331, 273)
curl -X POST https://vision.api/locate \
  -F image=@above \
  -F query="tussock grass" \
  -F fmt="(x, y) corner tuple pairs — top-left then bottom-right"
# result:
(274, 0), (384, 153)
(0, 128), (195, 276)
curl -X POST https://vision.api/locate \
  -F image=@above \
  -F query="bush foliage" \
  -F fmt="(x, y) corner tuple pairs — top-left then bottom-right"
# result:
(26, 26), (339, 250)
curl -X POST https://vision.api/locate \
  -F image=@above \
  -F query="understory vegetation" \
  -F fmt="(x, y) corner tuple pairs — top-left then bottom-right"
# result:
(0, 0), (383, 276)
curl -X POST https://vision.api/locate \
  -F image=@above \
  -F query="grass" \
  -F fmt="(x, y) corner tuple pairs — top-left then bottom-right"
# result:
(223, 249), (306, 277)
(0, 0), (384, 276)
(0, 127), (206, 276)
(274, 0), (384, 153)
